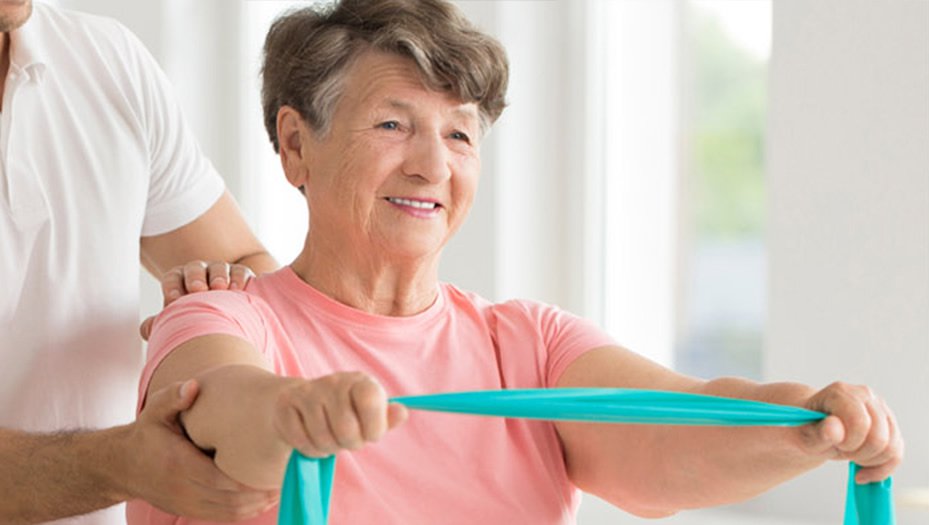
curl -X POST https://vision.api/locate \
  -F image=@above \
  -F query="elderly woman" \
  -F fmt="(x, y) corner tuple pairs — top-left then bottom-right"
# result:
(128, 0), (901, 523)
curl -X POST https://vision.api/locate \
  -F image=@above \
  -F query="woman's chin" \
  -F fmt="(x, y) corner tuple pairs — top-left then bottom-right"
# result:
(378, 235), (445, 262)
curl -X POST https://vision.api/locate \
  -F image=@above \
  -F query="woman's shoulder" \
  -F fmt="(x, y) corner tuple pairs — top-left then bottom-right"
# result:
(439, 282), (564, 324)
(154, 271), (284, 326)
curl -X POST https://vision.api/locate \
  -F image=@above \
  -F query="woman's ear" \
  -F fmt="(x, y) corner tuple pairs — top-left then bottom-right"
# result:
(277, 106), (311, 190)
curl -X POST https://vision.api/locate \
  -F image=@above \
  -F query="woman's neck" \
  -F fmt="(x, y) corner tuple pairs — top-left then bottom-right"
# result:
(290, 235), (441, 317)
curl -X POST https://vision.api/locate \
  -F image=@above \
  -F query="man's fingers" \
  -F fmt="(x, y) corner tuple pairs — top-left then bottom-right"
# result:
(131, 379), (280, 521)
(186, 456), (267, 494)
(142, 380), (199, 426)
(189, 489), (278, 522)
(139, 316), (155, 341)
(159, 261), (252, 307)
(176, 380), (199, 409)
(177, 460), (279, 521)
(183, 260), (210, 293)
(160, 268), (186, 306)
(206, 261), (231, 290)
(229, 264), (255, 291)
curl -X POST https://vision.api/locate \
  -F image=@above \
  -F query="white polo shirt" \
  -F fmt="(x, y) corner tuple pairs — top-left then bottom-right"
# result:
(0, 3), (224, 524)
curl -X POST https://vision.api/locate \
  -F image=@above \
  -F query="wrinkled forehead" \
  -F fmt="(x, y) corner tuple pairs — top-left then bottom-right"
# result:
(338, 50), (480, 124)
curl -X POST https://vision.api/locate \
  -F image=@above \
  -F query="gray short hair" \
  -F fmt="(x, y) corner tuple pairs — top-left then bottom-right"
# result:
(261, 0), (509, 152)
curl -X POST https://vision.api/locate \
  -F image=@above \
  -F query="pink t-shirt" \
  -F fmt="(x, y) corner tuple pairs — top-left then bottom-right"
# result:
(129, 268), (616, 525)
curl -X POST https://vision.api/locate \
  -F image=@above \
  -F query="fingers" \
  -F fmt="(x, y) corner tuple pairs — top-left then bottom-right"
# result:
(161, 266), (186, 306)
(804, 382), (903, 482)
(183, 489), (278, 522)
(183, 260), (210, 294)
(855, 400), (904, 483)
(229, 264), (256, 291)
(206, 261), (231, 290)
(139, 316), (155, 341)
(160, 431), (280, 520)
(387, 403), (409, 430)
(132, 380), (279, 521)
(277, 402), (332, 458)
(349, 378), (388, 444)
(142, 380), (200, 426)
(275, 372), (401, 458)
(852, 398), (889, 458)
(160, 261), (254, 306)
(159, 261), (209, 307)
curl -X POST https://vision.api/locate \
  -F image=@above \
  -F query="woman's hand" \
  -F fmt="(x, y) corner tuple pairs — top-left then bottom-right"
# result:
(798, 381), (903, 483)
(273, 372), (408, 458)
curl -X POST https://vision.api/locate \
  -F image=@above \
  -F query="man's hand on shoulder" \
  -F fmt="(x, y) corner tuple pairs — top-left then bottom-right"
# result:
(140, 260), (256, 340)
(161, 260), (257, 304)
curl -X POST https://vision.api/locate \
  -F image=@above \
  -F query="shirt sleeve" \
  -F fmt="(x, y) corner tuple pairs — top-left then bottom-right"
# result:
(139, 291), (271, 412)
(506, 301), (618, 388)
(485, 296), (619, 389)
(114, 23), (225, 236)
(538, 304), (617, 388)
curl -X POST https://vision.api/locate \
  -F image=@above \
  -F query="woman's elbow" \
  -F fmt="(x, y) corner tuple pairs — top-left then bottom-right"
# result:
(569, 463), (682, 519)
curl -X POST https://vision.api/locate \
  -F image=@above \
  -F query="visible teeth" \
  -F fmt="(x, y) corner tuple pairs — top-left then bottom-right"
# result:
(387, 197), (437, 209)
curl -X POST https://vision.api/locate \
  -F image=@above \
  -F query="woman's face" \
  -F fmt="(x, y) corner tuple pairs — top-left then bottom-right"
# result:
(296, 50), (482, 262)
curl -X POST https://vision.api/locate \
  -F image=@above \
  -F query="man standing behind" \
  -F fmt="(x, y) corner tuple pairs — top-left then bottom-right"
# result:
(0, 1), (278, 523)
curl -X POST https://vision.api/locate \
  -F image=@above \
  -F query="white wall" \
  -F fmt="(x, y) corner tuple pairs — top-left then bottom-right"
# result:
(447, 1), (592, 311)
(742, 1), (929, 523)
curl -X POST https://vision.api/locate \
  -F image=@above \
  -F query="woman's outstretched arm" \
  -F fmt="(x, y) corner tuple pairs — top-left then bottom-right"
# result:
(145, 334), (407, 489)
(554, 345), (903, 518)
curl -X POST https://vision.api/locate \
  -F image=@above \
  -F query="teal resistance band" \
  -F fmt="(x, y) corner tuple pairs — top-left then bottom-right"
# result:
(278, 388), (895, 525)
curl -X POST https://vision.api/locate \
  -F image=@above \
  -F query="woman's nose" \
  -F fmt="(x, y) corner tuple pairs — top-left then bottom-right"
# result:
(402, 134), (452, 183)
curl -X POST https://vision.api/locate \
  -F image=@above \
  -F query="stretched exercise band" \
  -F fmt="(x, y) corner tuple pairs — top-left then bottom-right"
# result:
(277, 388), (894, 525)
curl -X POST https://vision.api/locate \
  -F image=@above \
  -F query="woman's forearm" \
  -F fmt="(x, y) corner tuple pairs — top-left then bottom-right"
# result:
(556, 347), (836, 515)
(180, 364), (298, 490)
(656, 378), (827, 506)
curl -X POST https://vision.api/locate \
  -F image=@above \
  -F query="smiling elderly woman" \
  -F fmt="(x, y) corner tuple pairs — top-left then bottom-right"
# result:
(128, 0), (902, 524)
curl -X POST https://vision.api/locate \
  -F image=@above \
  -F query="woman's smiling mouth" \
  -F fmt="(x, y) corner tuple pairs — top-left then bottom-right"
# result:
(385, 197), (443, 217)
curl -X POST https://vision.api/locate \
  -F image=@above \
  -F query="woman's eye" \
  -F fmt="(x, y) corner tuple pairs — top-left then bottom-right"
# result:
(450, 131), (471, 143)
(377, 121), (400, 130)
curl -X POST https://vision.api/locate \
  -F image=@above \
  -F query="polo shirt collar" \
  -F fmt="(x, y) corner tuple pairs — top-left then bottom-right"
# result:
(8, 7), (48, 83)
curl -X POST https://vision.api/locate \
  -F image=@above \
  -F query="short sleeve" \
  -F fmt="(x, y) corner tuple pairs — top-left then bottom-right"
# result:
(538, 305), (617, 387)
(139, 291), (270, 411)
(113, 23), (225, 236)
(485, 295), (617, 389)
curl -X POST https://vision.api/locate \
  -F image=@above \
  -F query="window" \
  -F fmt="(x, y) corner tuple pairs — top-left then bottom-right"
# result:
(600, 0), (771, 378)
(240, 1), (312, 264)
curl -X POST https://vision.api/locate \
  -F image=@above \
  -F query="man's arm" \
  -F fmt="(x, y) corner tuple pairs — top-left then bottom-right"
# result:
(554, 346), (903, 518)
(0, 382), (276, 524)
(140, 190), (279, 279)
(0, 427), (127, 523)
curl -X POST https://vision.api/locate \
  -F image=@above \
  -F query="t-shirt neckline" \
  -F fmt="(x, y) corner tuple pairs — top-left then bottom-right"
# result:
(272, 266), (447, 331)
